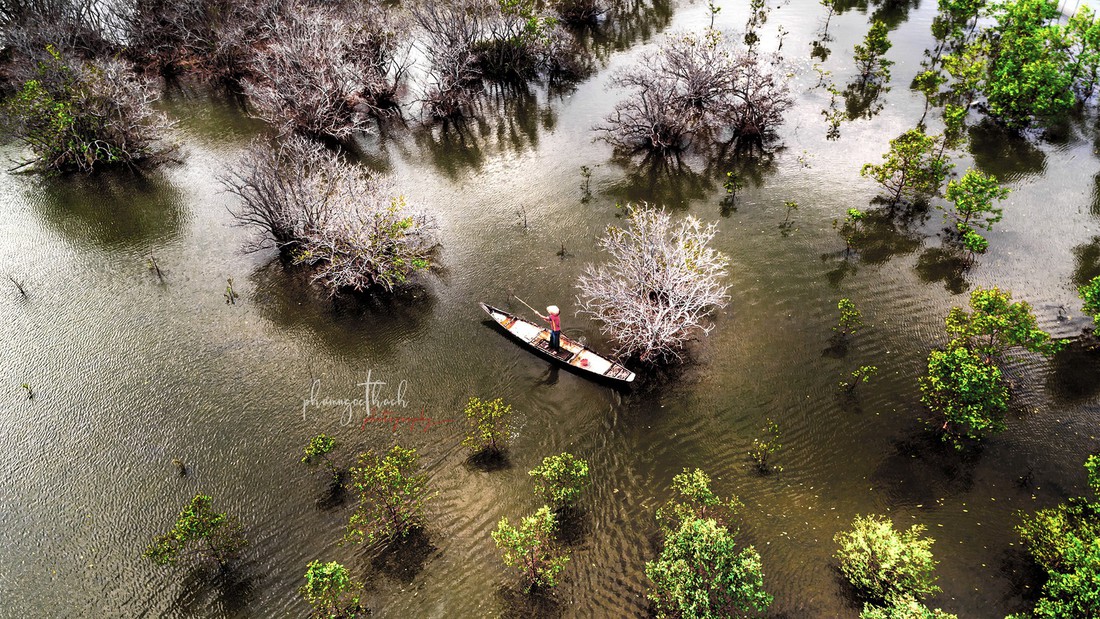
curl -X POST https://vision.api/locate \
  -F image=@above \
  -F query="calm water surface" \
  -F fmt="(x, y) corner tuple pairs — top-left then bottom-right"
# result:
(2, 0), (1099, 617)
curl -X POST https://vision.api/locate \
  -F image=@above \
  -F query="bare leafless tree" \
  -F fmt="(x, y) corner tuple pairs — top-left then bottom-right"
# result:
(411, 0), (585, 120)
(295, 194), (437, 293)
(576, 203), (730, 362)
(123, 0), (284, 83)
(728, 52), (792, 145)
(222, 136), (437, 294)
(221, 136), (332, 247)
(243, 2), (408, 141)
(411, 0), (485, 119)
(1, 0), (112, 34)
(1, 0), (118, 87)
(596, 29), (791, 155)
(598, 65), (697, 152)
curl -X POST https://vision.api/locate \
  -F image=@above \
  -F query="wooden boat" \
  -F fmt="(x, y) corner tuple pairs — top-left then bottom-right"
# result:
(480, 303), (636, 383)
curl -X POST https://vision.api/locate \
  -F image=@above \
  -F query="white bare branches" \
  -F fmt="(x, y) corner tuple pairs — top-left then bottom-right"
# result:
(244, 2), (408, 141)
(222, 136), (437, 294)
(123, 0), (284, 82)
(411, 0), (485, 119)
(577, 203), (730, 363)
(597, 29), (791, 154)
(410, 0), (583, 120)
(295, 196), (438, 294)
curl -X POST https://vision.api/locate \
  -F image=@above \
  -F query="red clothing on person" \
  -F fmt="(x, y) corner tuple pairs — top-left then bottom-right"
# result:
(549, 313), (561, 331)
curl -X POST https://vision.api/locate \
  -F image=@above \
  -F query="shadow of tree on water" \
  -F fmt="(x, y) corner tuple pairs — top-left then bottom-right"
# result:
(1072, 236), (1100, 288)
(368, 526), (437, 585)
(869, 424), (982, 508)
(165, 558), (260, 618)
(248, 259), (438, 360)
(968, 119), (1047, 182)
(497, 583), (565, 619)
(915, 245), (970, 294)
(1045, 338), (1100, 404)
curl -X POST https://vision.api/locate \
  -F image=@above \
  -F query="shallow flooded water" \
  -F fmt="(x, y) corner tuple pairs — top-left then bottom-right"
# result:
(2, 0), (1100, 617)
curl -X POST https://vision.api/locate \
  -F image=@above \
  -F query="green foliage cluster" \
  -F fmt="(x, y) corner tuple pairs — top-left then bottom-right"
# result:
(926, 0), (1100, 128)
(299, 560), (366, 618)
(302, 433), (339, 480)
(835, 208), (867, 255)
(1080, 276), (1100, 328)
(144, 494), (248, 567)
(461, 396), (514, 455)
(944, 169), (1009, 231)
(860, 596), (958, 619)
(492, 505), (570, 591)
(919, 342), (1008, 446)
(836, 298), (864, 336)
(959, 226), (988, 262)
(944, 287), (1064, 358)
(1067, 6), (1100, 101)
(345, 445), (431, 545)
(656, 468), (743, 535)
(646, 517), (772, 619)
(529, 452), (590, 509)
(2, 45), (171, 172)
(861, 129), (952, 205)
(749, 419), (782, 474)
(841, 365), (878, 393)
(1015, 457), (1100, 618)
(985, 0), (1074, 126)
(854, 20), (894, 86)
(834, 515), (941, 607)
(920, 287), (1061, 447)
(942, 169), (1009, 263)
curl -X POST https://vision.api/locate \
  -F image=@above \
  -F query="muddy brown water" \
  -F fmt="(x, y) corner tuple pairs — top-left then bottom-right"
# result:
(2, 0), (1100, 617)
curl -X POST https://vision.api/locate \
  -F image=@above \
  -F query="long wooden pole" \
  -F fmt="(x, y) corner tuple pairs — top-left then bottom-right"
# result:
(512, 294), (542, 318)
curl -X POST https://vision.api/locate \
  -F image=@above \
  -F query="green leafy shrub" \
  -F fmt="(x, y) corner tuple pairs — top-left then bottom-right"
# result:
(985, 0), (1074, 126)
(943, 169), (1010, 232)
(461, 396), (514, 455)
(301, 433), (339, 480)
(834, 514), (940, 603)
(656, 468), (742, 535)
(345, 445), (431, 544)
(144, 494), (247, 567)
(646, 517), (772, 618)
(945, 287), (1063, 358)
(860, 596), (958, 619)
(835, 298), (864, 336)
(492, 505), (569, 591)
(299, 560), (366, 618)
(1016, 457), (1100, 617)
(1080, 276), (1100, 328)
(840, 365), (878, 393)
(919, 342), (1008, 447)
(529, 452), (590, 509)
(860, 129), (952, 205)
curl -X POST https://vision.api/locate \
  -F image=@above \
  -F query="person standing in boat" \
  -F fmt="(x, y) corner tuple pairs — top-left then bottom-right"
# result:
(537, 305), (562, 352)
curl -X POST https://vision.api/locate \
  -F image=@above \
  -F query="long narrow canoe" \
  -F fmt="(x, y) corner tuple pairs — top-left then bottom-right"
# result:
(480, 303), (636, 383)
